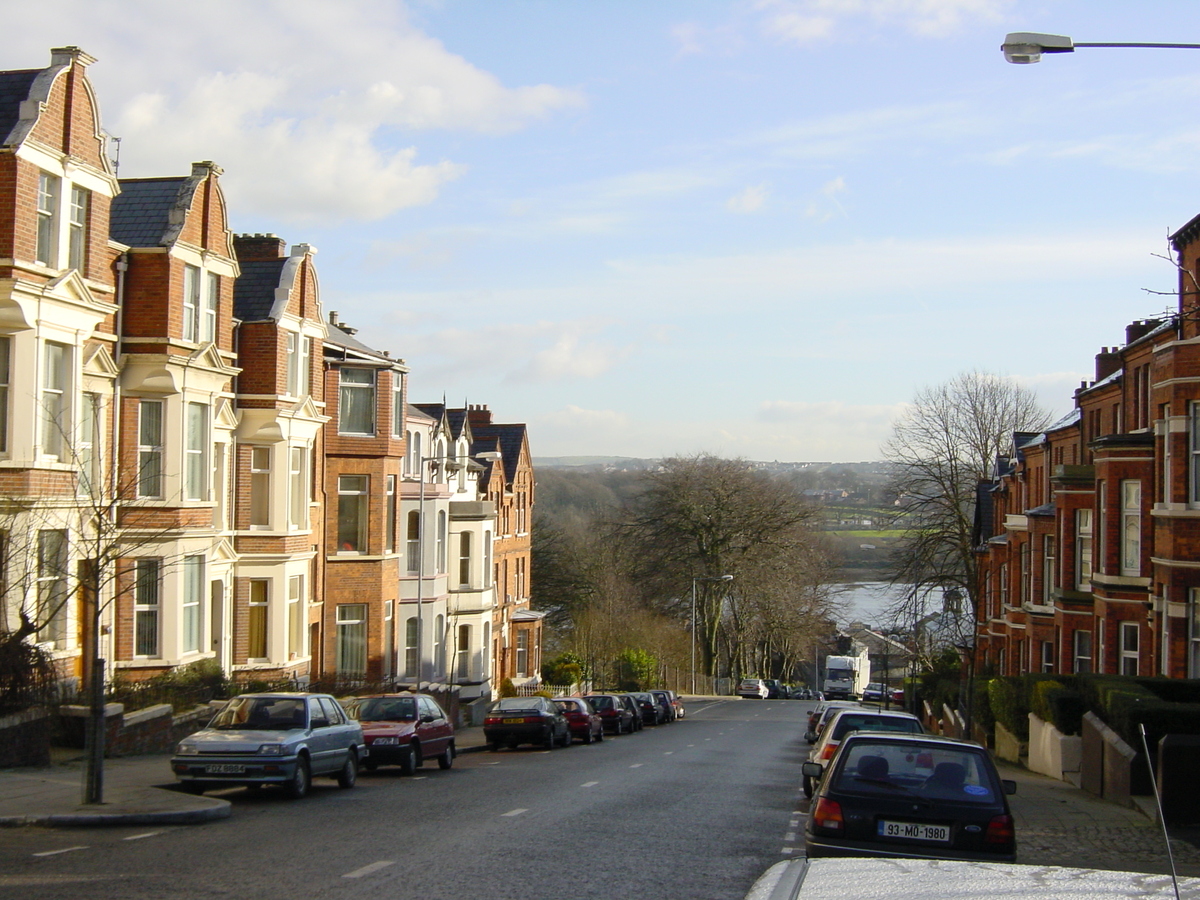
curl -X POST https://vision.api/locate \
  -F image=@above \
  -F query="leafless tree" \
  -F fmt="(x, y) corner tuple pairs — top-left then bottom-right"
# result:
(881, 371), (1051, 704)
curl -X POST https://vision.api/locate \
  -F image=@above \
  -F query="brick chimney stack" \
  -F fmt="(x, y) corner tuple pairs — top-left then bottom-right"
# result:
(1125, 319), (1160, 345)
(467, 404), (493, 427)
(1095, 347), (1122, 382)
(234, 233), (287, 261)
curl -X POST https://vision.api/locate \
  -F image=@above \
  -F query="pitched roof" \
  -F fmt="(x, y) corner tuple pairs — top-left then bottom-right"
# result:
(232, 259), (287, 322)
(323, 322), (392, 362)
(110, 178), (191, 247)
(0, 69), (39, 145)
(471, 423), (527, 484)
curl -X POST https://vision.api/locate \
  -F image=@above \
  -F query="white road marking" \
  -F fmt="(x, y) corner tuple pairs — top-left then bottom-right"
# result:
(502, 808), (528, 817)
(781, 847), (795, 855)
(581, 781), (599, 787)
(412, 776), (427, 780)
(789, 819), (799, 828)
(630, 763), (644, 768)
(688, 744), (695, 747)
(33, 846), (87, 857)
(123, 832), (161, 841)
(343, 861), (395, 879)
(663, 751), (673, 755)
(784, 832), (797, 842)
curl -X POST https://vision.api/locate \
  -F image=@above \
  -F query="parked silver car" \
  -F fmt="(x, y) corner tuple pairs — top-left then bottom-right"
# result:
(171, 693), (366, 799)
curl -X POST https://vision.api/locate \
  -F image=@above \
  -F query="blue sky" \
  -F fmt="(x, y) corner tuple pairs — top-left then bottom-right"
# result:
(13, 1), (1200, 460)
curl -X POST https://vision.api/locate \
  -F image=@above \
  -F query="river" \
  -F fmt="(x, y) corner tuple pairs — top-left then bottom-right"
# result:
(829, 581), (912, 630)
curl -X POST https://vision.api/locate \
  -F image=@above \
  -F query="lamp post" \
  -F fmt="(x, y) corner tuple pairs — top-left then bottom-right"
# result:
(1001, 32), (1200, 64)
(691, 574), (733, 695)
(413, 449), (501, 694)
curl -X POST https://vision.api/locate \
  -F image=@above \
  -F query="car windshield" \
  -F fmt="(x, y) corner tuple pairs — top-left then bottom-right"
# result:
(833, 742), (998, 804)
(831, 715), (922, 741)
(587, 696), (613, 710)
(555, 701), (581, 713)
(211, 697), (307, 731)
(349, 697), (417, 721)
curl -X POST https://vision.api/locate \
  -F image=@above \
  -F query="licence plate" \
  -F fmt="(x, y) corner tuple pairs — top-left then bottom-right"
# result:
(878, 820), (950, 842)
(504, 717), (528, 724)
(205, 764), (246, 775)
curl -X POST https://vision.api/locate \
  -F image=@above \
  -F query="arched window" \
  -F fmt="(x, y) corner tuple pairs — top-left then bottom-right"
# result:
(434, 614), (445, 675)
(404, 616), (418, 677)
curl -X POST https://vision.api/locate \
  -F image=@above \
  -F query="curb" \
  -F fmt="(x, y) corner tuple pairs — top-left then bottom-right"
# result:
(0, 796), (231, 828)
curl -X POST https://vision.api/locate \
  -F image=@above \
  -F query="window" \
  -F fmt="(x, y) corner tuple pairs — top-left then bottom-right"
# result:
(78, 392), (100, 495)
(183, 265), (200, 342)
(248, 580), (269, 660)
(287, 575), (305, 660)
(68, 186), (88, 271)
(391, 372), (404, 438)
(134, 558), (161, 657)
(338, 368), (375, 435)
(250, 447), (271, 527)
(404, 616), (418, 677)
(456, 624), (470, 679)
(1162, 404), (1173, 504)
(434, 613), (444, 676)
(1073, 629), (1092, 674)
(0, 336), (9, 453)
(337, 604), (368, 676)
(1095, 482), (1105, 575)
(1190, 589), (1200, 678)
(182, 555), (204, 653)
(137, 400), (164, 498)
(385, 476), (397, 553)
(1191, 401), (1200, 504)
(406, 510), (420, 574)
(382, 600), (394, 679)
(437, 511), (446, 574)
(1121, 481), (1141, 576)
(1042, 535), (1055, 604)
(1075, 509), (1093, 591)
(184, 402), (209, 501)
(288, 447), (307, 530)
(36, 172), (59, 266)
(1041, 640), (1054, 673)
(484, 531), (493, 587)
(41, 341), (68, 459)
(1120, 622), (1139, 676)
(516, 630), (529, 677)
(36, 530), (69, 648)
(337, 475), (368, 553)
(458, 531), (471, 588)
(286, 333), (311, 397)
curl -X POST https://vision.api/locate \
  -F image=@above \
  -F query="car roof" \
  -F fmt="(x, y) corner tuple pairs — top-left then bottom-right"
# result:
(838, 731), (983, 751)
(828, 708), (919, 722)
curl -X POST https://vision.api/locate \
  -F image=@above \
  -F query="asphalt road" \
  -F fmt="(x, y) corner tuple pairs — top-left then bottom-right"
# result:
(0, 698), (810, 900)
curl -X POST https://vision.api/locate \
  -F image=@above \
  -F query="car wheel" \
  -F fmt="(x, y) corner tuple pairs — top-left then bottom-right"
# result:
(595, 725), (604, 743)
(181, 782), (206, 795)
(400, 744), (419, 775)
(543, 729), (556, 750)
(802, 774), (813, 799)
(286, 757), (311, 800)
(559, 728), (572, 748)
(337, 752), (358, 789)
(582, 727), (593, 745)
(437, 743), (454, 770)
(244, 783), (262, 792)
(488, 740), (500, 752)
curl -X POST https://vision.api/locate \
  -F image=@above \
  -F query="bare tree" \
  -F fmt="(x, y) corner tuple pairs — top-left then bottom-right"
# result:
(881, 371), (1051, 707)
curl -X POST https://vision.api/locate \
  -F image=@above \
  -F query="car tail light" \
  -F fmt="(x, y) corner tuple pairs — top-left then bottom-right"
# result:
(484, 716), (502, 725)
(819, 741), (838, 761)
(811, 798), (843, 834)
(985, 814), (1014, 845)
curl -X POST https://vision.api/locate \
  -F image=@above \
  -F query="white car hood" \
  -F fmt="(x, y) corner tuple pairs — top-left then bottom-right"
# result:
(747, 859), (1199, 900)
(187, 728), (305, 753)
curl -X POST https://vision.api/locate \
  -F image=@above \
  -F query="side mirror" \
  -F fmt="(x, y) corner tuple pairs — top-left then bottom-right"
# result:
(801, 762), (824, 778)
(1002, 779), (1017, 795)
(804, 731), (816, 743)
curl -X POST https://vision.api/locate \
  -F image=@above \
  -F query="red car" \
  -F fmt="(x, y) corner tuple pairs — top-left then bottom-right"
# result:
(342, 693), (456, 774)
(554, 697), (604, 744)
(583, 693), (636, 734)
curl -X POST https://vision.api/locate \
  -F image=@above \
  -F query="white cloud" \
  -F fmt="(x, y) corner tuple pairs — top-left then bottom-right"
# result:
(752, 0), (1012, 44)
(727, 183), (769, 214)
(7, 0), (585, 222)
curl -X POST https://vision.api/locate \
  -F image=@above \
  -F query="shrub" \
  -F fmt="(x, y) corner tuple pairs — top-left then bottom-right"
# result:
(541, 654), (583, 686)
(1032, 679), (1085, 736)
(498, 678), (517, 698)
(987, 677), (1029, 740)
(971, 679), (995, 734)
(616, 648), (657, 691)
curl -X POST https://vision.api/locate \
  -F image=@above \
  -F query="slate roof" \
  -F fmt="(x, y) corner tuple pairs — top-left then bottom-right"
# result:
(471, 423), (527, 484)
(232, 259), (287, 322)
(109, 178), (189, 247)
(0, 69), (40, 146)
(1046, 407), (1081, 433)
(323, 321), (391, 362)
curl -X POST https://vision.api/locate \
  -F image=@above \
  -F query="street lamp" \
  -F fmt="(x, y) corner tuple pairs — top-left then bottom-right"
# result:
(691, 574), (733, 696)
(1002, 32), (1200, 64)
(413, 449), (501, 694)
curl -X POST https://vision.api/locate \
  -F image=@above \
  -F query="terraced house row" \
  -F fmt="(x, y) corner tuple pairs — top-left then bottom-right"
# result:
(975, 212), (1200, 680)
(0, 47), (541, 714)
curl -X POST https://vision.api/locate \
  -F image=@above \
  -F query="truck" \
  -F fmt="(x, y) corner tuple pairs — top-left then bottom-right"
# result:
(822, 649), (870, 700)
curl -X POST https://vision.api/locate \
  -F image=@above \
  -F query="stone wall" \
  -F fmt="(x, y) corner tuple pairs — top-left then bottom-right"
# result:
(0, 708), (51, 767)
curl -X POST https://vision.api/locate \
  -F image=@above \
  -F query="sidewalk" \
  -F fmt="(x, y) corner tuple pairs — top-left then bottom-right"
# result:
(999, 760), (1200, 876)
(0, 725), (493, 828)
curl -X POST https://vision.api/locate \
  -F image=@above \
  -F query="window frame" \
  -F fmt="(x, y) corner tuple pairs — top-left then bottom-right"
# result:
(68, 185), (88, 272)
(337, 474), (369, 554)
(41, 341), (69, 460)
(182, 555), (204, 654)
(36, 171), (60, 266)
(1121, 480), (1142, 577)
(338, 367), (376, 436)
(247, 579), (269, 661)
(133, 557), (161, 658)
(1075, 509), (1093, 592)
(1119, 621), (1139, 676)
(1073, 629), (1092, 674)
(137, 400), (164, 499)
(184, 401), (209, 501)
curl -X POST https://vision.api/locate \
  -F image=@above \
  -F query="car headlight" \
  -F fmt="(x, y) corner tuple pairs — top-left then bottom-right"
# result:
(371, 736), (399, 745)
(257, 743), (288, 756)
(176, 741), (199, 756)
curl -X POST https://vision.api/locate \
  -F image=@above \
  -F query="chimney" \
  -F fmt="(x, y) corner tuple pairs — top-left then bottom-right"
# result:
(1125, 319), (1160, 345)
(191, 160), (224, 179)
(467, 404), (493, 426)
(1095, 347), (1121, 382)
(234, 233), (287, 262)
(50, 46), (97, 68)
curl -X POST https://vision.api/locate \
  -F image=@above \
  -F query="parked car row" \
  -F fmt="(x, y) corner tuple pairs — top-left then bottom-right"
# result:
(483, 690), (685, 750)
(798, 699), (1018, 863)
(736, 678), (822, 699)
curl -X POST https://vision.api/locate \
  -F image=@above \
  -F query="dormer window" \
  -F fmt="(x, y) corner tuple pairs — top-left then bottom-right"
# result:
(183, 265), (218, 343)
